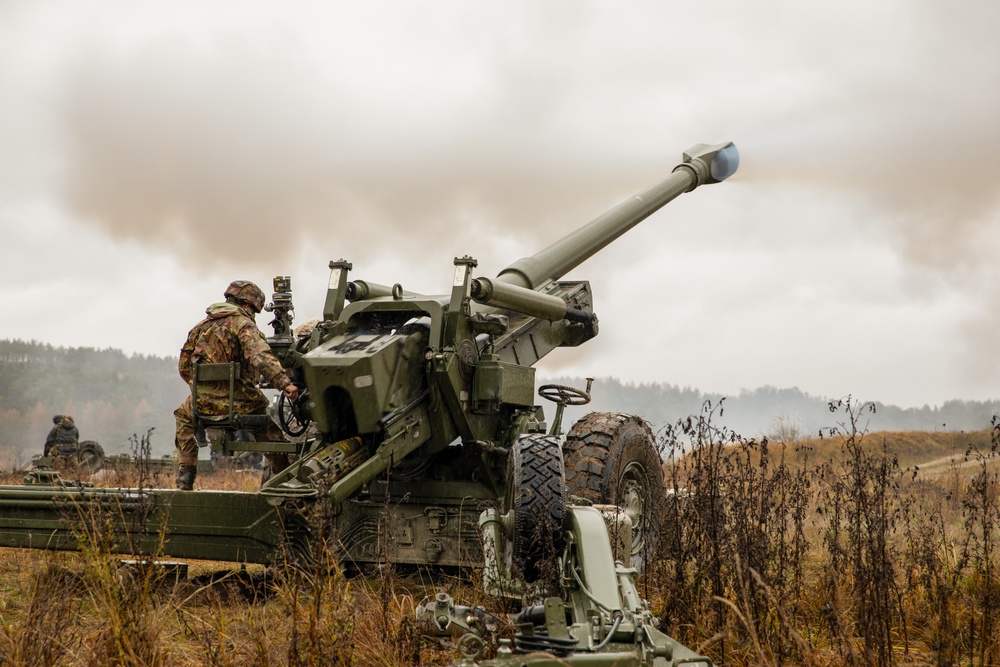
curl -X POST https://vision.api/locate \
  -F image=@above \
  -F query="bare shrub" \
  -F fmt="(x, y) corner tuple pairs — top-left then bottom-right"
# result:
(957, 420), (1000, 665)
(273, 479), (356, 667)
(766, 414), (805, 443)
(818, 397), (907, 667)
(655, 399), (814, 666)
(647, 397), (1000, 666)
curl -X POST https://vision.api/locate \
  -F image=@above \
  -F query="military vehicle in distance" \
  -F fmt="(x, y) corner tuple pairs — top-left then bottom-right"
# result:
(31, 422), (106, 481)
(0, 141), (739, 666)
(33, 440), (106, 471)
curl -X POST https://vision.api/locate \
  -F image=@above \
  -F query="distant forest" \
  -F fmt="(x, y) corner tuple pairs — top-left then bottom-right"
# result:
(1, 339), (998, 465)
(0, 339), (186, 463)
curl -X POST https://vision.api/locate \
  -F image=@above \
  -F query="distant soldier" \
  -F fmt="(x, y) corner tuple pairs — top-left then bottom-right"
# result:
(173, 281), (299, 490)
(44, 415), (79, 456)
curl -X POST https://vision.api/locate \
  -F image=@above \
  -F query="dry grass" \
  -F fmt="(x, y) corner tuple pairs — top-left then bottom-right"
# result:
(5, 418), (1000, 666)
(651, 400), (1000, 667)
(0, 463), (467, 667)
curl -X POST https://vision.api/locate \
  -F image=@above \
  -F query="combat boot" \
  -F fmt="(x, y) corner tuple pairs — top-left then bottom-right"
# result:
(175, 465), (197, 491)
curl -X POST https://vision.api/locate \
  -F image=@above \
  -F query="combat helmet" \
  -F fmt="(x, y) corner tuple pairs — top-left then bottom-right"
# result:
(224, 280), (266, 313)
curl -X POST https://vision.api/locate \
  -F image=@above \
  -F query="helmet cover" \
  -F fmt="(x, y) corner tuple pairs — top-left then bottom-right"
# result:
(224, 280), (266, 313)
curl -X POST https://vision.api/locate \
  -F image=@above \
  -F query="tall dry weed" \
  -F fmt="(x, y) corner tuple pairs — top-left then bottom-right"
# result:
(655, 399), (815, 666)
(0, 558), (84, 667)
(650, 397), (1000, 667)
(72, 432), (171, 666)
(818, 397), (907, 667)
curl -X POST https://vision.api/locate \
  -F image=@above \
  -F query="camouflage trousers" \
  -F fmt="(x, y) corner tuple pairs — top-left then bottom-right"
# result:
(174, 396), (290, 471)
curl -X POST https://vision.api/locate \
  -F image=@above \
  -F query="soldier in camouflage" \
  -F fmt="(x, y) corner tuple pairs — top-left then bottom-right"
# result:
(173, 280), (299, 490)
(44, 415), (80, 456)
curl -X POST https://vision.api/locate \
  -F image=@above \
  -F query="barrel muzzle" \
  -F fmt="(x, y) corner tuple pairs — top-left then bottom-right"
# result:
(673, 142), (740, 189)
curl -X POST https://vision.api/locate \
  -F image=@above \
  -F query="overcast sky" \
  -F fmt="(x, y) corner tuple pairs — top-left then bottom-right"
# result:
(1, 1), (998, 408)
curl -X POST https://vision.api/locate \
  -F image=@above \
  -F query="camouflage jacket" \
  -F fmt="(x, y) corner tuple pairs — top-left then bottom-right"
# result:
(179, 302), (291, 414)
(45, 424), (79, 447)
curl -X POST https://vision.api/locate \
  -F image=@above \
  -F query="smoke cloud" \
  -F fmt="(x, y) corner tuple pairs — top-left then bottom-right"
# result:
(744, 0), (1000, 269)
(56, 14), (651, 273)
(3, 0), (1000, 405)
(53, 1), (1000, 278)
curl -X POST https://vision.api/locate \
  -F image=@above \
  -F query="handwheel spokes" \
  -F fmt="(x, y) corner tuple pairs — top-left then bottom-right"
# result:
(277, 388), (310, 437)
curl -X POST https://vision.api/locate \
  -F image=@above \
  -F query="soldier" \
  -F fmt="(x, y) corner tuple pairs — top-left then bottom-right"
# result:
(173, 280), (299, 490)
(44, 415), (80, 456)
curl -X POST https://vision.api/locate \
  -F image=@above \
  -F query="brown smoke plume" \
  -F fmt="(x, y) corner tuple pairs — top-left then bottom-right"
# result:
(58, 41), (650, 274)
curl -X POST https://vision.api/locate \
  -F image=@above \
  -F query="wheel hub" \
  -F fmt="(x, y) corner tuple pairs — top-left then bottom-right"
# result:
(619, 462), (647, 550)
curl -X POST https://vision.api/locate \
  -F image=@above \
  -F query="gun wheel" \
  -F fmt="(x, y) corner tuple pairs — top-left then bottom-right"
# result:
(563, 413), (666, 569)
(506, 433), (567, 583)
(77, 441), (105, 471)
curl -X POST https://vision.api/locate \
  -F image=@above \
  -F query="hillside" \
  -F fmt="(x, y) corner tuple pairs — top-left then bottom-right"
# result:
(543, 375), (1000, 438)
(799, 428), (995, 470)
(685, 427), (998, 476)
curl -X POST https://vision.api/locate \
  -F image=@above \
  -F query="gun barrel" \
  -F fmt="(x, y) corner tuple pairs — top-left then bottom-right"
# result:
(346, 280), (425, 301)
(497, 142), (738, 290)
(470, 277), (594, 323)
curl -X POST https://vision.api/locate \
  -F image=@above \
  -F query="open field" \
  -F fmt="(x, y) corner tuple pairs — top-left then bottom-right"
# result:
(0, 465), (465, 667)
(648, 402), (1000, 667)
(3, 409), (1000, 666)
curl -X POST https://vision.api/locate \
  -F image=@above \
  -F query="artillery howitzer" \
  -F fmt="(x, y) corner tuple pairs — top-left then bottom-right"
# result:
(0, 142), (738, 665)
(29, 440), (106, 478)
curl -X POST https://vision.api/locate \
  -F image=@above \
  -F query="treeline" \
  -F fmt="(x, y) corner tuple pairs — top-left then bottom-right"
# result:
(0, 339), (181, 411)
(3, 339), (998, 464)
(543, 376), (1000, 438)
(0, 339), (186, 461)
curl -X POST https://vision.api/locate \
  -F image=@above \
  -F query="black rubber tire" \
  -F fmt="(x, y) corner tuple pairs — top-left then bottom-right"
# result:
(563, 413), (666, 568)
(77, 441), (105, 471)
(507, 433), (567, 582)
